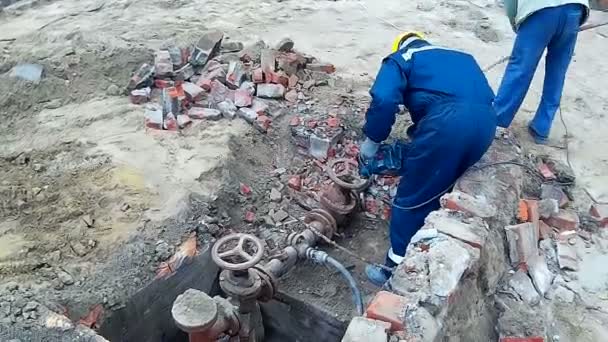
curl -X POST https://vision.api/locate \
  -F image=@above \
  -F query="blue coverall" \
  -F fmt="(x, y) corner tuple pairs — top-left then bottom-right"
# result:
(494, 4), (586, 142)
(363, 39), (497, 271)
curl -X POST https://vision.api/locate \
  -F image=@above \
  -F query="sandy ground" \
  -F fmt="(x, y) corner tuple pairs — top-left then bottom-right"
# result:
(0, 0), (607, 338)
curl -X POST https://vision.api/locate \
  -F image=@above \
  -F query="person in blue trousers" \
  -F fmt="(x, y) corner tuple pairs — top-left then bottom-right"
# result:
(494, 1), (589, 144)
(360, 32), (497, 286)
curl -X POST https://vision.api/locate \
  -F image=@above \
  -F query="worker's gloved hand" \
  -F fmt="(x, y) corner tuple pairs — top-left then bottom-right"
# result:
(358, 138), (380, 179)
(360, 138), (380, 160)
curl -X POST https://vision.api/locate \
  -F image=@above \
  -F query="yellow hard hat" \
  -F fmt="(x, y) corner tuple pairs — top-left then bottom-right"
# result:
(391, 32), (425, 53)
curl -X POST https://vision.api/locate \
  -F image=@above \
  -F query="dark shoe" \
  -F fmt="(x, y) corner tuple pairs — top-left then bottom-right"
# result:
(528, 125), (548, 145)
(365, 264), (392, 287)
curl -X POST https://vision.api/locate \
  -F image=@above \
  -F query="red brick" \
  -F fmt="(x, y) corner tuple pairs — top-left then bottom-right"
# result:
(234, 89), (253, 107)
(154, 79), (175, 89)
(289, 116), (301, 126)
(129, 88), (150, 104)
(254, 115), (272, 133)
(244, 211), (256, 223)
(252, 68), (264, 83)
(517, 200), (529, 222)
(590, 204), (608, 228)
(240, 183), (252, 196)
(538, 163), (556, 181)
(306, 63), (336, 74)
(260, 49), (276, 76)
(197, 78), (212, 92)
(543, 209), (579, 232)
(182, 82), (204, 102)
(251, 99), (268, 116)
(284, 89), (298, 103)
(306, 119), (318, 129)
(163, 113), (178, 131)
(500, 338), (544, 342)
(327, 117), (340, 128)
(525, 199), (540, 241)
(288, 74), (299, 88)
(364, 291), (407, 332)
(287, 176), (302, 191)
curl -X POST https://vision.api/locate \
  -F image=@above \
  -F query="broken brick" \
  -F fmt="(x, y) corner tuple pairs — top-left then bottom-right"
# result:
(197, 78), (212, 92)
(144, 106), (163, 130)
(440, 191), (496, 218)
(164, 113), (178, 131)
(543, 209), (579, 232)
(505, 222), (538, 269)
(252, 68), (264, 83)
(306, 63), (336, 74)
(237, 107), (258, 124)
(240, 183), (252, 196)
(188, 108), (222, 121)
(226, 61), (245, 89)
(234, 89), (253, 107)
(209, 80), (231, 104)
(129, 87), (151, 104)
(288, 74), (299, 88)
(254, 115), (272, 133)
(182, 82), (204, 102)
(517, 200), (529, 222)
(288, 176), (302, 191)
(217, 100), (237, 119)
(424, 210), (485, 249)
(177, 114), (192, 128)
(175, 63), (195, 81)
(127, 63), (154, 90)
(289, 116), (301, 126)
(364, 291), (407, 332)
(257, 83), (285, 99)
(191, 30), (224, 67)
(524, 199), (540, 241)
(540, 184), (569, 208)
(239, 81), (256, 96)
(538, 163), (556, 181)
(251, 99), (268, 116)
(277, 52), (305, 76)
(500, 338), (545, 342)
(154, 79), (175, 89)
(284, 89), (298, 103)
(168, 47), (182, 67)
(557, 241), (578, 271)
(244, 211), (256, 223)
(154, 50), (173, 77)
(365, 196), (379, 215)
(590, 204), (608, 228)
(326, 117), (340, 128)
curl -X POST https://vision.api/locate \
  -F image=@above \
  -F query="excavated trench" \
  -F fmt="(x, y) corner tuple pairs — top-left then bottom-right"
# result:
(98, 247), (346, 342)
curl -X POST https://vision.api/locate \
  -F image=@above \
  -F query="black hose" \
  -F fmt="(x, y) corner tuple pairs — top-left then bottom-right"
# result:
(325, 256), (364, 315)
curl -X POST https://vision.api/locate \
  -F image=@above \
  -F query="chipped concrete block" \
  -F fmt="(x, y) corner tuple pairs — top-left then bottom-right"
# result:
(423, 210), (488, 249)
(508, 270), (540, 306)
(505, 223), (538, 268)
(527, 254), (554, 296)
(427, 237), (478, 298)
(341, 317), (390, 342)
(556, 242), (578, 271)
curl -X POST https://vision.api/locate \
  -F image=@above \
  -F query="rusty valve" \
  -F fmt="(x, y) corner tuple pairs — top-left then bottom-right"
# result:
(211, 233), (265, 271)
(326, 158), (371, 192)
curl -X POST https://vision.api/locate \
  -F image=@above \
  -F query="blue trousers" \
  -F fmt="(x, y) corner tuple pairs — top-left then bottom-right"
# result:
(494, 4), (584, 139)
(383, 102), (496, 263)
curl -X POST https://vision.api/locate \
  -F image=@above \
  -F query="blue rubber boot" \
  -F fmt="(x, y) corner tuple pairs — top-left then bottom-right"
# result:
(365, 264), (392, 287)
(528, 125), (548, 145)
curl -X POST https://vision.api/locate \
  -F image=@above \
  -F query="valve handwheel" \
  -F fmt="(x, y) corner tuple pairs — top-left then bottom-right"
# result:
(327, 158), (371, 192)
(211, 233), (265, 271)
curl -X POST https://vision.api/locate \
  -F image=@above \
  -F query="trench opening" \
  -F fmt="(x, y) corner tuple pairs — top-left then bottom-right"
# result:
(98, 247), (346, 342)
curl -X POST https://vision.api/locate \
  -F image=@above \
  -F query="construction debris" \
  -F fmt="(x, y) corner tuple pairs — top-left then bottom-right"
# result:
(126, 33), (336, 133)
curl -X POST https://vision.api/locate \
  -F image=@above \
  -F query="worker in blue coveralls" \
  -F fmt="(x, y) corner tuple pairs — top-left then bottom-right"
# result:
(495, 0), (589, 144)
(359, 32), (497, 286)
